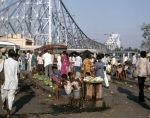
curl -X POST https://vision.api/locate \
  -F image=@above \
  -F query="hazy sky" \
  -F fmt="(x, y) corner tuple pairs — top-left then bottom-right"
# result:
(63, 0), (150, 49)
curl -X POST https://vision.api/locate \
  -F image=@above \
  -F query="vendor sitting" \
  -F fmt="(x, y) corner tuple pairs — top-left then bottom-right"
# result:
(51, 71), (61, 85)
(53, 74), (72, 101)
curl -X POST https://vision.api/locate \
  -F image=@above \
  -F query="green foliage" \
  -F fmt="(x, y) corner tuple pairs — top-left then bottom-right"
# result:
(123, 47), (140, 53)
(141, 23), (150, 51)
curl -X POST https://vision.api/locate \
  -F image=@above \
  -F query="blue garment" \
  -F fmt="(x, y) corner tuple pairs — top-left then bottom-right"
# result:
(59, 88), (67, 95)
(94, 62), (104, 78)
(55, 72), (61, 78)
(21, 61), (25, 70)
(75, 66), (81, 72)
(102, 57), (107, 65)
(20, 53), (25, 61)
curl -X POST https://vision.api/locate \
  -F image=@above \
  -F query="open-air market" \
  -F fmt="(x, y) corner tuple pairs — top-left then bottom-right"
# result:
(0, 0), (150, 118)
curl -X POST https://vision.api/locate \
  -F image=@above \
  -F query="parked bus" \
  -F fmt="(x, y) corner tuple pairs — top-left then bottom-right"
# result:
(0, 41), (20, 53)
(35, 44), (67, 65)
(104, 51), (138, 62)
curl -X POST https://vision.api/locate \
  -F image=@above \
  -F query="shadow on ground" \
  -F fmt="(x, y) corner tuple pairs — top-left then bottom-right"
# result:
(12, 85), (35, 114)
(117, 87), (150, 110)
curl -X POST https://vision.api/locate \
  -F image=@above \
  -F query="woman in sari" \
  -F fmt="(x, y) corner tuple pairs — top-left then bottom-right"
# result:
(83, 54), (93, 77)
(61, 51), (70, 74)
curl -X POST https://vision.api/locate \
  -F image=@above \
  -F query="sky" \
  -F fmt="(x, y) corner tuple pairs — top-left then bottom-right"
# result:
(62, 0), (150, 49)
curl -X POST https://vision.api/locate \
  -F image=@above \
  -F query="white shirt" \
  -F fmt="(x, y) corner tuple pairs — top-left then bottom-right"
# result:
(75, 56), (82, 66)
(69, 56), (75, 62)
(71, 81), (81, 90)
(3, 58), (20, 90)
(124, 56), (128, 63)
(51, 54), (54, 64)
(111, 57), (116, 65)
(0, 60), (4, 72)
(42, 52), (53, 67)
(26, 53), (30, 60)
(64, 81), (72, 94)
(37, 56), (43, 64)
(136, 58), (150, 77)
(69, 56), (75, 66)
(29, 54), (33, 65)
(57, 55), (61, 63)
(132, 55), (137, 64)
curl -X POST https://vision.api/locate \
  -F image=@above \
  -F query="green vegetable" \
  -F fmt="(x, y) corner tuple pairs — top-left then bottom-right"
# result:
(48, 94), (51, 98)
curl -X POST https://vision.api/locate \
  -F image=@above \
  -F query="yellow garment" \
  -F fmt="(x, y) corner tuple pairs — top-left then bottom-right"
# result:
(0, 59), (2, 63)
(83, 58), (93, 77)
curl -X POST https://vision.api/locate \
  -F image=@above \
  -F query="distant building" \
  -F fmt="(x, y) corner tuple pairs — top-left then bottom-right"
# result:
(0, 34), (41, 50)
(104, 34), (122, 51)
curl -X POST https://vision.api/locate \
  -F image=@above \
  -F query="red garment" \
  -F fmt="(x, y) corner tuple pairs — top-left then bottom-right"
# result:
(61, 54), (70, 74)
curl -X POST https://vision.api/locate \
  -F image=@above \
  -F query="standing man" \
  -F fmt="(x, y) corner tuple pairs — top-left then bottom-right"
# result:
(69, 54), (75, 72)
(75, 53), (82, 72)
(26, 50), (30, 71)
(31, 51), (37, 75)
(20, 51), (26, 70)
(29, 50), (33, 73)
(42, 50), (53, 78)
(1, 49), (20, 117)
(132, 53), (137, 80)
(131, 53), (137, 68)
(102, 54), (109, 88)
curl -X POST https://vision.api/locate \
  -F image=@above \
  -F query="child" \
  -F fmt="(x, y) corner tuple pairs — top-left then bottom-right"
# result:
(54, 74), (72, 101)
(68, 72), (75, 82)
(116, 64), (123, 79)
(122, 61), (129, 79)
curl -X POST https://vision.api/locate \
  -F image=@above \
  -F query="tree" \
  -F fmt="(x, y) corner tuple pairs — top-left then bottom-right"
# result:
(141, 23), (150, 51)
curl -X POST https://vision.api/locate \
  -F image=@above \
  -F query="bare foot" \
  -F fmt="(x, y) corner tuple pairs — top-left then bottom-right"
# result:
(52, 98), (59, 101)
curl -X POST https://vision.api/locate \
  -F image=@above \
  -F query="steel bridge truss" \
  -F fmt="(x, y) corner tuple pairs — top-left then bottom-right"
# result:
(0, 0), (106, 51)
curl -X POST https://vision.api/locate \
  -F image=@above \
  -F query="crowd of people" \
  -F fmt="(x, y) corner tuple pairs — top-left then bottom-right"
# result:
(0, 47), (150, 116)
(17, 49), (150, 103)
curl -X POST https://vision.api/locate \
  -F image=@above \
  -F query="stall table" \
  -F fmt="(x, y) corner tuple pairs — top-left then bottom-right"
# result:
(84, 81), (103, 100)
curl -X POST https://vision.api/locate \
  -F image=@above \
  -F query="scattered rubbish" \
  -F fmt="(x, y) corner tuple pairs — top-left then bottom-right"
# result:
(111, 91), (113, 94)
(130, 85), (132, 87)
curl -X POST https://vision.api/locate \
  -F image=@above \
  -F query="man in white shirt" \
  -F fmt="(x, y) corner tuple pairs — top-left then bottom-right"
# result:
(132, 53), (137, 68)
(42, 50), (53, 78)
(57, 53), (62, 72)
(75, 53), (82, 72)
(26, 50), (30, 71)
(1, 49), (20, 117)
(29, 50), (33, 74)
(69, 54), (75, 72)
(124, 54), (128, 63)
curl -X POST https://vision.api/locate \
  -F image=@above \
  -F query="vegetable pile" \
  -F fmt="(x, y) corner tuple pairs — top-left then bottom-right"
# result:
(83, 76), (104, 83)
(33, 73), (58, 90)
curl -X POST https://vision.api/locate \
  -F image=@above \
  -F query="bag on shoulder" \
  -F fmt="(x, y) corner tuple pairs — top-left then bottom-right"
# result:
(132, 68), (139, 78)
